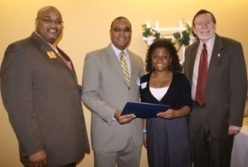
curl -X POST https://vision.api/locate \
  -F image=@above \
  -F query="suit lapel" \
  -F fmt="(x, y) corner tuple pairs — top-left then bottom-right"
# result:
(57, 48), (79, 82)
(31, 33), (77, 82)
(32, 33), (72, 72)
(106, 45), (129, 86)
(57, 47), (75, 71)
(206, 35), (223, 84)
(129, 52), (137, 86)
(188, 42), (199, 84)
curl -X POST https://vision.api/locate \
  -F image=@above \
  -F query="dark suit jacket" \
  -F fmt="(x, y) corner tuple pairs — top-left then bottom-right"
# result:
(0, 32), (90, 166)
(184, 34), (247, 139)
(82, 44), (144, 152)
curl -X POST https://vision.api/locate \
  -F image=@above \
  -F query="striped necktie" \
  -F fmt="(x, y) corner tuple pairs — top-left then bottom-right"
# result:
(120, 51), (130, 85)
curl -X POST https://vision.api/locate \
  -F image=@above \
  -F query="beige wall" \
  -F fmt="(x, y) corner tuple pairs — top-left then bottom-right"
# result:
(0, 0), (248, 166)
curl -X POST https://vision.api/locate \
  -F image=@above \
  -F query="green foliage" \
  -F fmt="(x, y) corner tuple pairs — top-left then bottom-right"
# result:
(142, 24), (152, 37)
(173, 29), (191, 48)
(173, 32), (181, 39)
(142, 24), (161, 40)
(142, 21), (193, 51)
(154, 32), (160, 40)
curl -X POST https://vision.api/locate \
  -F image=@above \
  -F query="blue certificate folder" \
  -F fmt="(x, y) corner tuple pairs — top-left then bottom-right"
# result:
(121, 102), (170, 118)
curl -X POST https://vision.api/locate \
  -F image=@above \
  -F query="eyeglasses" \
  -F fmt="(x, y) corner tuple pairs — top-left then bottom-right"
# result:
(194, 20), (212, 27)
(112, 27), (131, 33)
(38, 18), (63, 25)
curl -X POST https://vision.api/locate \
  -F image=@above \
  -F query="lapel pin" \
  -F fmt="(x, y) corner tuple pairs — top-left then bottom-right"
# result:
(46, 51), (56, 59)
(218, 53), (221, 57)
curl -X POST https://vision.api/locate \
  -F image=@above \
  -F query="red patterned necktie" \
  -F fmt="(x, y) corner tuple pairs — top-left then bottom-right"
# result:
(195, 43), (208, 106)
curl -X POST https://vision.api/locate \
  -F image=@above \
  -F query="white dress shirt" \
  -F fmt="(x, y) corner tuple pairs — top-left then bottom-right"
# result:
(191, 35), (215, 100)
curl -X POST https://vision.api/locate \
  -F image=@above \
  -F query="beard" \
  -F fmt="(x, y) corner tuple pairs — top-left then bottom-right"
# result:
(194, 29), (215, 41)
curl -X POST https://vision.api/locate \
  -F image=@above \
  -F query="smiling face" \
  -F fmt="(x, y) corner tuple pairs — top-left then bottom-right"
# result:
(151, 47), (172, 72)
(193, 13), (216, 43)
(110, 18), (132, 50)
(35, 7), (63, 44)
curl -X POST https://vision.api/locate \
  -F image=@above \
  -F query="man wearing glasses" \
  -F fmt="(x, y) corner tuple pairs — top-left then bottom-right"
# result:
(82, 17), (144, 167)
(1, 6), (89, 167)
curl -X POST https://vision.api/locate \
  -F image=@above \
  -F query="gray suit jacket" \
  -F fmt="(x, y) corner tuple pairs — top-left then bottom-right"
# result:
(184, 34), (247, 139)
(0, 32), (90, 166)
(82, 44), (144, 152)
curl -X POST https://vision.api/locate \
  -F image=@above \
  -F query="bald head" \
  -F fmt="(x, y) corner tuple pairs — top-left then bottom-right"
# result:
(35, 6), (63, 44)
(36, 6), (61, 19)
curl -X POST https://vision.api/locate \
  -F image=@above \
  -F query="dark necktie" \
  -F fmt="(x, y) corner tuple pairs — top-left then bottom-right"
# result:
(195, 43), (208, 106)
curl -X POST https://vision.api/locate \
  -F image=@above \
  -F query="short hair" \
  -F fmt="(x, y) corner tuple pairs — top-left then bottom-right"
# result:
(110, 16), (131, 30)
(192, 9), (216, 27)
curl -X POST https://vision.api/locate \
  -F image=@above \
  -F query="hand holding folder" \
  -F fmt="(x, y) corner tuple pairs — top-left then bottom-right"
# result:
(121, 102), (170, 118)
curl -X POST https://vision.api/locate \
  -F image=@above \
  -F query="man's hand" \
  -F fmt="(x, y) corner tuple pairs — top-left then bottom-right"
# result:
(228, 125), (241, 135)
(29, 149), (47, 167)
(114, 110), (136, 124)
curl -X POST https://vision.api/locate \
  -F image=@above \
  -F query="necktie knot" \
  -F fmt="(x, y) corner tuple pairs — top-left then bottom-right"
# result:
(203, 43), (206, 49)
(120, 51), (125, 59)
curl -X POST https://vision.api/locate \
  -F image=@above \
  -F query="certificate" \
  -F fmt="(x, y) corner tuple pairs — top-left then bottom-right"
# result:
(121, 102), (170, 118)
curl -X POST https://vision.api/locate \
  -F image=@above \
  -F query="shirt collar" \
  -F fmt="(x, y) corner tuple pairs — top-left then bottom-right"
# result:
(111, 43), (128, 57)
(34, 31), (58, 50)
(200, 33), (216, 50)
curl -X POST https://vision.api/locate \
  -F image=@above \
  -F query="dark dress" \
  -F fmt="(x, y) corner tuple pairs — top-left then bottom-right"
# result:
(140, 72), (192, 167)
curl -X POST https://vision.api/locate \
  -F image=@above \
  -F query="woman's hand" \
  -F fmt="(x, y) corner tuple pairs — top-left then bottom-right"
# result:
(157, 106), (191, 119)
(157, 109), (177, 119)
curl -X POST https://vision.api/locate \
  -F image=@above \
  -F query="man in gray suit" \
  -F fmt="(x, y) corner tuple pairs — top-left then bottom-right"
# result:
(184, 9), (247, 167)
(82, 16), (144, 167)
(0, 6), (89, 167)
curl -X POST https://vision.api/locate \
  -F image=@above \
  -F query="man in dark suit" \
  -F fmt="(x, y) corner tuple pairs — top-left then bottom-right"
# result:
(82, 17), (144, 167)
(0, 6), (89, 167)
(184, 9), (247, 167)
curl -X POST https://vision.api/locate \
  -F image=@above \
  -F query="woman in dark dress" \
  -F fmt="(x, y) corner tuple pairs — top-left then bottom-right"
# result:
(140, 40), (192, 167)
